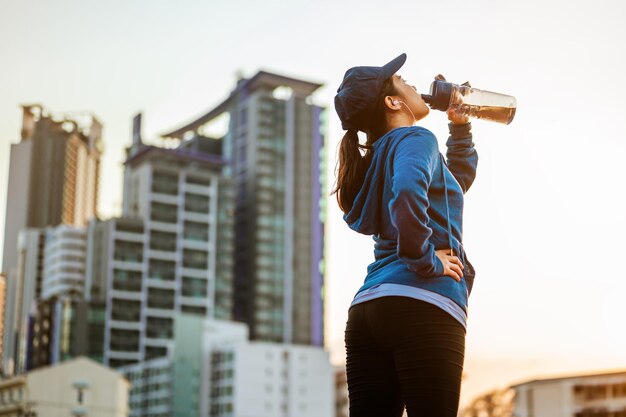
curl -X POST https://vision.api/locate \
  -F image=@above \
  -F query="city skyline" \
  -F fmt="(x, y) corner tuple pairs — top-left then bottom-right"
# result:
(0, 70), (333, 416)
(1, 0), (626, 409)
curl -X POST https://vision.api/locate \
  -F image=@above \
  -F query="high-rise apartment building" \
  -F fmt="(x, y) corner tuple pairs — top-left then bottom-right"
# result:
(1, 104), (101, 374)
(2, 104), (101, 273)
(162, 71), (327, 346)
(86, 117), (235, 368)
(4, 224), (87, 375)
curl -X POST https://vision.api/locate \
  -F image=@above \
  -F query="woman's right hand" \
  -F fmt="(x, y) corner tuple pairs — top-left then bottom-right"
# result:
(435, 249), (464, 282)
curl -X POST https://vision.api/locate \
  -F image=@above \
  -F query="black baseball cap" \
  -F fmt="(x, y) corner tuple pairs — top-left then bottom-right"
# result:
(334, 53), (407, 131)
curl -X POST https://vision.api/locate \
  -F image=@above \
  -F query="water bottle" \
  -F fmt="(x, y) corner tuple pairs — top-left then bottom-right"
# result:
(421, 76), (517, 125)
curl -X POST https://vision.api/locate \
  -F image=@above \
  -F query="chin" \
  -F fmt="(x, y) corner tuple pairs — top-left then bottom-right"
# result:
(416, 106), (430, 121)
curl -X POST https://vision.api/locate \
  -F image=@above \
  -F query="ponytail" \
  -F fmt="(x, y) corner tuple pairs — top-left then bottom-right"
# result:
(330, 129), (373, 214)
(330, 76), (398, 214)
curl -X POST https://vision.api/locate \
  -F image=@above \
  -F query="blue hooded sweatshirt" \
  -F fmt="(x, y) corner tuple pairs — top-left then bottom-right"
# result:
(343, 122), (478, 315)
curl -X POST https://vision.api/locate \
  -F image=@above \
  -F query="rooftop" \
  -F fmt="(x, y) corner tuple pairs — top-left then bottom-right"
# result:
(161, 70), (324, 139)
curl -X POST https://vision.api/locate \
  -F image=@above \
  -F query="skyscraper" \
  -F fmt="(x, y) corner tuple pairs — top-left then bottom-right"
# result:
(1, 105), (102, 374)
(2, 104), (101, 273)
(162, 71), (327, 346)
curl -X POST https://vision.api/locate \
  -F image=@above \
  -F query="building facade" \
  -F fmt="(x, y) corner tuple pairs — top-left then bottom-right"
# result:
(120, 314), (334, 417)
(11, 229), (46, 375)
(42, 225), (87, 299)
(119, 354), (174, 417)
(85, 124), (235, 369)
(2, 104), (101, 375)
(161, 71), (327, 346)
(4, 224), (88, 375)
(0, 356), (129, 417)
(2, 104), (101, 278)
(461, 369), (626, 417)
(27, 297), (105, 370)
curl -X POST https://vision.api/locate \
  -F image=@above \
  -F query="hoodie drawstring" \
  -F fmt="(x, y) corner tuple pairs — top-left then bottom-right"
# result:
(440, 154), (454, 257)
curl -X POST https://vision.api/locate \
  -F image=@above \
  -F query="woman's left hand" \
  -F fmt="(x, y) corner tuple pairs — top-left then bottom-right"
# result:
(447, 106), (469, 125)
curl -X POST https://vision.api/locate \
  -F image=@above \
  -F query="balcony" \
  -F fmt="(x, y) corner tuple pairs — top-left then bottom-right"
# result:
(115, 231), (144, 243)
(150, 193), (179, 205)
(108, 320), (142, 330)
(147, 249), (176, 262)
(110, 289), (143, 301)
(180, 268), (207, 279)
(185, 183), (211, 196)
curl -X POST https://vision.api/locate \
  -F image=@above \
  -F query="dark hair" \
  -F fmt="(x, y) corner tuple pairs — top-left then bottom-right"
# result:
(330, 76), (397, 214)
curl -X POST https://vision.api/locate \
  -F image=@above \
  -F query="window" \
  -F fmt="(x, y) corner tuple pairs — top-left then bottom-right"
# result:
(612, 383), (626, 397)
(145, 346), (168, 360)
(111, 299), (141, 321)
(116, 220), (144, 233)
(183, 249), (208, 269)
(150, 231), (176, 251)
(149, 259), (176, 281)
(114, 240), (143, 262)
(110, 329), (140, 351)
(152, 172), (178, 195)
(184, 193), (210, 213)
(151, 202), (178, 223)
(146, 317), (173, 339)
(182, 277), (207, 298)
(112, 269), (142, 292)
(183, 221), (209, 242)
(181, 305), (206, 316)
(187, 176), (210, 186)
(147, 288), (175, 309)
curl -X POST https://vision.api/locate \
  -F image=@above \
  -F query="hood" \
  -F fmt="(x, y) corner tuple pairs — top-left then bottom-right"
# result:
(342, 126), (417, 236)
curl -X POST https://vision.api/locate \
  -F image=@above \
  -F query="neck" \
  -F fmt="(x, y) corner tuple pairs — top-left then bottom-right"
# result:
(385, 113), (415, 134)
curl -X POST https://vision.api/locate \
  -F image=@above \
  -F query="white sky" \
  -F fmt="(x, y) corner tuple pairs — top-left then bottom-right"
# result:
(1, 0), (625, 408)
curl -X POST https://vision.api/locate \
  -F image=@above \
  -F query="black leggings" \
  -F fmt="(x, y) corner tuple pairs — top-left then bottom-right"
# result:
(344, 296), (466, 417)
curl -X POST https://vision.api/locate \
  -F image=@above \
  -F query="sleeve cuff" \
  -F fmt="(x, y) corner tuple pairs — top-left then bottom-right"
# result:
(404, 246), (446, 277)
(448, 122), (472, 137)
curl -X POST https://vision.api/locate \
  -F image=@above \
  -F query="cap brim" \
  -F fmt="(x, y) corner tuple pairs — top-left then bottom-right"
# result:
(382, 53), (407, 79)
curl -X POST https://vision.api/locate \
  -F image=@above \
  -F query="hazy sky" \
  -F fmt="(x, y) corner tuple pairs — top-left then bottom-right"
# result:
(1, 0), (625, 407)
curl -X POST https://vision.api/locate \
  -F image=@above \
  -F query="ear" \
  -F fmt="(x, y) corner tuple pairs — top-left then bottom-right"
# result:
(384, 95), (401, 111)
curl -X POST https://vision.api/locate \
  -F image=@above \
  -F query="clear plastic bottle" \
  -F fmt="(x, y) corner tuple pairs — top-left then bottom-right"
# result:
(421, 79), (517, 125)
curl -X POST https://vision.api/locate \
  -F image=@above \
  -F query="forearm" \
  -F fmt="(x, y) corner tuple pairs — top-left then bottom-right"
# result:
(446, 122), (478, 193)
(390, 132), (445, 277)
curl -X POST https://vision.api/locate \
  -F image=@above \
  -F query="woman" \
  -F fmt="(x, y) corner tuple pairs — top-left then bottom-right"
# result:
(331, 53), (478, 416)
